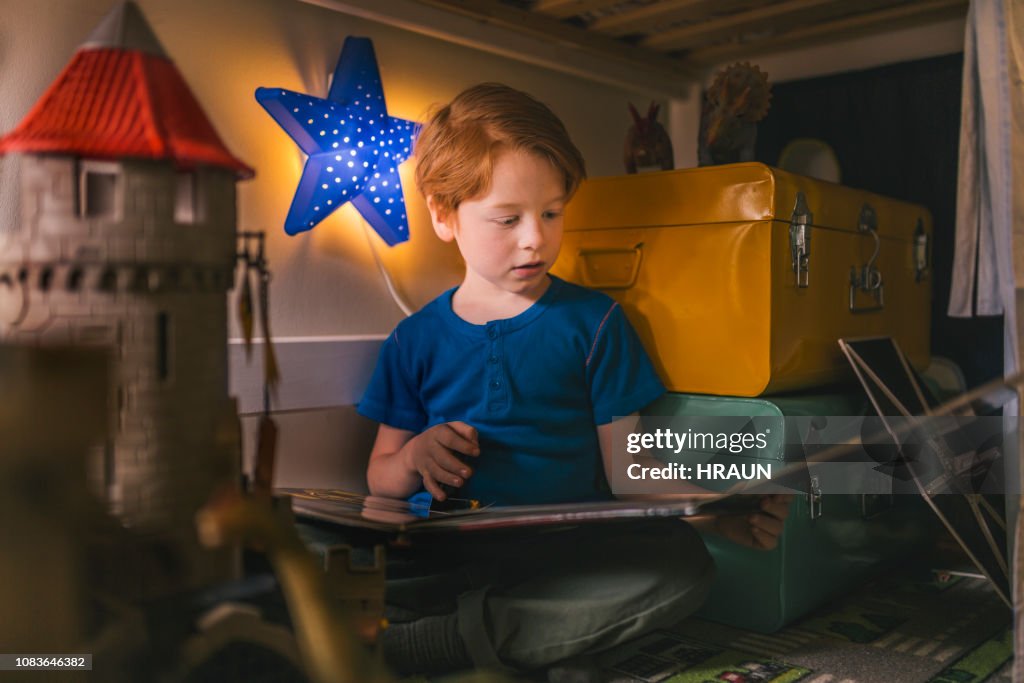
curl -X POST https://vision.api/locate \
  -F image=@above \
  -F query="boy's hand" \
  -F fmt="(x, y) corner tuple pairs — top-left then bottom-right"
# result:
(403, 421), (480, 500)
(713, 494), (794, 550)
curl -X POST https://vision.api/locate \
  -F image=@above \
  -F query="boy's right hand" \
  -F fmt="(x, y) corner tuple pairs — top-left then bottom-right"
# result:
(402, 421), (480, 500)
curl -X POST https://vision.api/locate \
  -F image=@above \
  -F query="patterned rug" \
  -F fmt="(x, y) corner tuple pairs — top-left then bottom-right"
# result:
(595, 569), (1012, 683)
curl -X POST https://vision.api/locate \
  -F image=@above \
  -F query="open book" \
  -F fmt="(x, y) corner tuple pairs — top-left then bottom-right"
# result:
(277, 487), (764, 534)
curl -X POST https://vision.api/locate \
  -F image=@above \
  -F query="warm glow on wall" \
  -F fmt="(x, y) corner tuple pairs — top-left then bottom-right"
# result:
(256, 37), (417, 245)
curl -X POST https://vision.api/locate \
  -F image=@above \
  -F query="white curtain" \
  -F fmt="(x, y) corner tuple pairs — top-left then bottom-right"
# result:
(948, 0), (1019, 333)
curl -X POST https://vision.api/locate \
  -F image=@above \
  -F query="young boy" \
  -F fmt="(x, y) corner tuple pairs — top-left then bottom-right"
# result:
(358, 83), (790, 676)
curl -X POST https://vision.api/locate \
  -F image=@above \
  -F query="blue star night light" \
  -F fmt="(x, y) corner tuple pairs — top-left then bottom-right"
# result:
(256, 37), (417, 245)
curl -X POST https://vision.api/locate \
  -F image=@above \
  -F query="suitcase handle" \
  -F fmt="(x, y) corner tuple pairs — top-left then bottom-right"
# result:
(578, 244), (643, 289)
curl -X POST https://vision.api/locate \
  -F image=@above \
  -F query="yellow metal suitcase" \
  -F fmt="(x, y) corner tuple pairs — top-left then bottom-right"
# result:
(551, 163), (932, 396)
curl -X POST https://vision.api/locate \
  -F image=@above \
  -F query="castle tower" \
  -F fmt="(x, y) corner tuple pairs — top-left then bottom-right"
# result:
(0, 2), (253, 596)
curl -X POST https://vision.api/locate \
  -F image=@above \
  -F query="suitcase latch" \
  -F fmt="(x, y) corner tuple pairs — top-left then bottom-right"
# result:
(808, 475), (823, 520)
(849, 203), (885, 313)
(914, 218), (929, 282)
(789, 192), (812, 288)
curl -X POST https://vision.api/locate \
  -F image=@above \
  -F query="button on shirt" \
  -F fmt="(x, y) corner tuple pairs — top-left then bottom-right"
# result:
(358, 276), (665, 506)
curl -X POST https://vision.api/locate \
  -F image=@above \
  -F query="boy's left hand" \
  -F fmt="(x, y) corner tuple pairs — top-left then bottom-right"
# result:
(713, 494), (794, 550)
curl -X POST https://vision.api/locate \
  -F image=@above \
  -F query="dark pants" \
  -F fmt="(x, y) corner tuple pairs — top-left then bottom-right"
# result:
(385, 518), (715, 671)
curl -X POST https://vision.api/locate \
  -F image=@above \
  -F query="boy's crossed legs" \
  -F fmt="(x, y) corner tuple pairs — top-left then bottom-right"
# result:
(383, 518), (714, 675)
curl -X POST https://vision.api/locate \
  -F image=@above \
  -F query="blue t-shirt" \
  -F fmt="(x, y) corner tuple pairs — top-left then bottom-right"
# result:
(358, 275), (665, 505)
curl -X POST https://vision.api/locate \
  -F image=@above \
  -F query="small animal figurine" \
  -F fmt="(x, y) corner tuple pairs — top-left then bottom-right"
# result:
(624, 101), (674, 173)
(698, 62), (772, 166)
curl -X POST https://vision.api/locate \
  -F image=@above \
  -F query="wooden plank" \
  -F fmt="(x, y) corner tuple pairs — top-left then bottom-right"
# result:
(414, 0), (700, 80)
(532, 0), (627, 19)
(685, 0), (968, 66)
(300, 0), (697, 98)
(643, 0), (839, 51)
(656, 0), (906, 51)
(591, 0), (764, 36)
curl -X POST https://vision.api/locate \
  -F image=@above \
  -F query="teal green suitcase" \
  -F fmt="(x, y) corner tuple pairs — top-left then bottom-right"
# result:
(643, 390), (937, 633)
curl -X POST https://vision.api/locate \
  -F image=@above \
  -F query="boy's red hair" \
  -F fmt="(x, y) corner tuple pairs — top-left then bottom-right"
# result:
(414, 83), (586, 219)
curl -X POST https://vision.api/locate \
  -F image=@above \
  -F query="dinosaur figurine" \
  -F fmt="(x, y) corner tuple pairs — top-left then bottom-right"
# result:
(624, 101), (674, 173)
(699, 62), (772, 166)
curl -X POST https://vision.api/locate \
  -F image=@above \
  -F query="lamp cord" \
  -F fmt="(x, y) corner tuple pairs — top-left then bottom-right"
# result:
(363, 221), (414, 317)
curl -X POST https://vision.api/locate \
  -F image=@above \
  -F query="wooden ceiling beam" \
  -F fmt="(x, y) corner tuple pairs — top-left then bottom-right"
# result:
(409, 0), (700, 83)
(591, 0), (757, 36)
(685, 0), (968, 66)
(643, 0), (839, 51)
(662, 0), (907, 52)
(532, 0), (627, 20)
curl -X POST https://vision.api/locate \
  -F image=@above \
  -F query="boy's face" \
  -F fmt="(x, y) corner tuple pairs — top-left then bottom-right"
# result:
(429, 149), (565, 301)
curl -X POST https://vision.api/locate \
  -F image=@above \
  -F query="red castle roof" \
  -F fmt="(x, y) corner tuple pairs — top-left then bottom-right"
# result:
(0, 2), (253, 178)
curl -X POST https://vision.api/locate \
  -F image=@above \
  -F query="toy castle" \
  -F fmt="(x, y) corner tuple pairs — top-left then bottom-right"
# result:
(0, 1), (252, 596)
